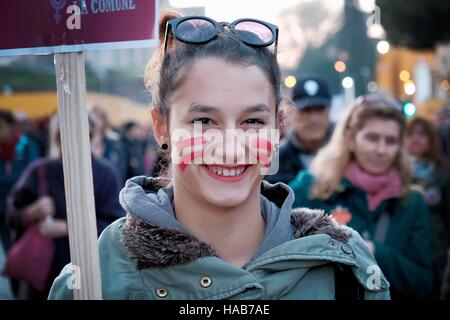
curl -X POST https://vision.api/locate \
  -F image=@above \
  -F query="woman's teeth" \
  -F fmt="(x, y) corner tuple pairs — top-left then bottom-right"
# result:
(206, 166), (245, 176)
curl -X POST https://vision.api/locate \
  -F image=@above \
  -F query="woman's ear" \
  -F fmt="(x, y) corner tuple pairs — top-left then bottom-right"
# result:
(276, 109), (285, 129)
(345, 129), (355, 152)
(150, 107), (168, 146)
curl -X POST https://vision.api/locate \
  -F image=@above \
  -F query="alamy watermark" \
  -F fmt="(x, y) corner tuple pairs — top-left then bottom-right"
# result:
(366, 264), (383, 290)
(63, 264), (82, 290)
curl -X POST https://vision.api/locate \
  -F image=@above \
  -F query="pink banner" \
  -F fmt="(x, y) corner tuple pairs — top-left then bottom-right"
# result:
(0, 0), (158, 56)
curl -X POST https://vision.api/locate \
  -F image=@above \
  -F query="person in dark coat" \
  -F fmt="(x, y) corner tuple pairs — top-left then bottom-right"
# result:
(90, 105), (128, 186)
(442, 248), (450, 299)
(405, 116), (450, 298)
(121, 121), (146, 180)
(265, 74), (333, 185)
(0, 110), (39, 250)
(7, 116), (125, 299)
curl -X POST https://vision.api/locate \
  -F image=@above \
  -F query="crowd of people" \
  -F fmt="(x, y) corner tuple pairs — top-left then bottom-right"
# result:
(0, 107), (158, 299)
(1, 11), (450, 300)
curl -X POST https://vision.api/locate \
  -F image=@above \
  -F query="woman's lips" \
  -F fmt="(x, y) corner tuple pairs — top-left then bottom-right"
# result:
(202, 164), (250, 182)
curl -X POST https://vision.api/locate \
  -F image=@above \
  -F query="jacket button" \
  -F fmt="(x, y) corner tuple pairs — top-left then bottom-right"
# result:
(155, 288), (169, 298)
(200, 276), (212, 288)
(328, 240), (338, 249)
(341, 244), (353, 254)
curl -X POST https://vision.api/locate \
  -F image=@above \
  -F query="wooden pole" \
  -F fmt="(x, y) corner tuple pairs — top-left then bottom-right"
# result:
(54, 52), (102, 300)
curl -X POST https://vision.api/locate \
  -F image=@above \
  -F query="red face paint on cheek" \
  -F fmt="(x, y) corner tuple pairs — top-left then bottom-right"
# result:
(175, 137), (207, 172)
(176, 137), (207, 152)
(251, 137), (274, 168)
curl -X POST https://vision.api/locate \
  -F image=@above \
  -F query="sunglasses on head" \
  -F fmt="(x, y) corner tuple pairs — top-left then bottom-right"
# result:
(163, 16), (279, 56)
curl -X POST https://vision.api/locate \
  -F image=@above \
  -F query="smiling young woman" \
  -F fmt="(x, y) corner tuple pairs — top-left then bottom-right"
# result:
(48, 12), (389, 300)
(290, 94), (434, 299)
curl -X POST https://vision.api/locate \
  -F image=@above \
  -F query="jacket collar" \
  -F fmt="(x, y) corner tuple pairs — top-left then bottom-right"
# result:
(121, 207), (352, 270)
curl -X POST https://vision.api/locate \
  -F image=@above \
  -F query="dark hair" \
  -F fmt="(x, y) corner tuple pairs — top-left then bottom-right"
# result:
(0, 110), (15, 125)
(144, 11), (281, 120)
(406, 116), (449, 168)
(122, 121), (138, 133)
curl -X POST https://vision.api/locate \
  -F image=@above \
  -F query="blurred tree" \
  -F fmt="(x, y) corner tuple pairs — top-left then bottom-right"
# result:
(0, 56), (148, 104)
(0, 56), (55, 92)
(294, 0), (376, 96)
(377, 0), (450, 49)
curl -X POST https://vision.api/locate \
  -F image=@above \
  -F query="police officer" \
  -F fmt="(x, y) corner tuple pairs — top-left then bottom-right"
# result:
(266, 74), (333, 185)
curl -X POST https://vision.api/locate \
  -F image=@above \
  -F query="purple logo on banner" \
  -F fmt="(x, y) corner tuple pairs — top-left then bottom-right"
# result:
(50, 0), (68, 23)
(0, 0), (158, 56)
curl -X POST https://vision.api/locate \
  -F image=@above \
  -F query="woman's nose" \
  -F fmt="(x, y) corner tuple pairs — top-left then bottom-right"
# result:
(224, 130), (247, 164)
(375, 140), (388, 154)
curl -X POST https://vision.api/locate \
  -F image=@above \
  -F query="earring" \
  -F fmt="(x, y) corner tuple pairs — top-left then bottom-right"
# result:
(161, 143), (168, 150)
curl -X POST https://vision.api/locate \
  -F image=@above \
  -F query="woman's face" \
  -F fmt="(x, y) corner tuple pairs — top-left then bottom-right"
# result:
(405, 124), (429, 157)
(350, 118), (401, 175)
(167, 57), (277, 208)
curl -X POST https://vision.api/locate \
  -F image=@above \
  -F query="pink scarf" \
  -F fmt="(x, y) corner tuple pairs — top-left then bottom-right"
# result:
(345, 162), (402, 211)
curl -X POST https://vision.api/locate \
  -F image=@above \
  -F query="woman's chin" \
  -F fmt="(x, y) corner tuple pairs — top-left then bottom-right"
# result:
(176, 164), (262, 208)
(204, 191), (251, 208)
(199, 164), (261, 208)
(363, 165), (392, 175)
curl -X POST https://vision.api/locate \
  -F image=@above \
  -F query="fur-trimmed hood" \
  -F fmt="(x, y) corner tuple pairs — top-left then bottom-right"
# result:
(122, 208), (351, 269)
(119, 177), (352, 269)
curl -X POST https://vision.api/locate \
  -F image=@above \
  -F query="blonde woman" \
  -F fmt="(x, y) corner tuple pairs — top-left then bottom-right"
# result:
(290, 95), (433, 299)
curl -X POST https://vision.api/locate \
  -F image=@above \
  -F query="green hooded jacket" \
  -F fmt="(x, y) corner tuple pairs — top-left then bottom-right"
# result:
(48, 177), (390, 300)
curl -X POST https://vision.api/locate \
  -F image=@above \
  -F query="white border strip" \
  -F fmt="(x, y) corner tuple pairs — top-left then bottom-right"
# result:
(154, 0), (160, 41)
(0, 39), (160, 57)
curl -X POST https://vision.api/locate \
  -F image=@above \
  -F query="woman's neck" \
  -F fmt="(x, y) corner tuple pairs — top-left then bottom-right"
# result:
(173, 182), (266, 268)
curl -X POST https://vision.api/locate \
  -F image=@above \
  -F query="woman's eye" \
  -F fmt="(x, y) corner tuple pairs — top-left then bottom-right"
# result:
(193, 118), (213, 125)
(386, 137), (398, 146)
(243, 119), (265, 125)
(365, 133), (378, 142)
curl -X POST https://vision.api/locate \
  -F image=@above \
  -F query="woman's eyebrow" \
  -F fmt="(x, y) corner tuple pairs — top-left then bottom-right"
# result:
(187, 103), (219, 113)
(187, 103), (272, 114)
(242, 104), (272, 114)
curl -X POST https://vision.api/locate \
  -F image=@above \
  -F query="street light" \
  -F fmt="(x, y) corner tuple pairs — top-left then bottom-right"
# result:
(334, 60), (346, 73)
(342, 76), (354, 89)
(377, 40), (390, 54)
(367, 81), (378, 92)
(403, 102), (416, 117)
(404, 80), (416, 95)
(399, 70), (410, 82)
(284, 75), (296, 88)
(342, 76), (355, 106)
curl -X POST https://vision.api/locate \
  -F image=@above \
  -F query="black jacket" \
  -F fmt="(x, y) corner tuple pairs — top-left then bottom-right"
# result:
(265, 126), (333, 185)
